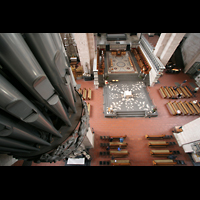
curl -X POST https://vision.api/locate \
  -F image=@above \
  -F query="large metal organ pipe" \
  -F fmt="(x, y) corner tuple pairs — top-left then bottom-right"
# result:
(0, 33), (72, 127)
(0, 74), (62, 138)
(23, 33), (77, 113)
(0, 33), (90, 163)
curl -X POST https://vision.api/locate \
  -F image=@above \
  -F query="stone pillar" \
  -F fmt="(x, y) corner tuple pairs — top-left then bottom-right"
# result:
(154, 33), (185, 66)
(154, 33), (172, 58)
(160, 33), (185, 66)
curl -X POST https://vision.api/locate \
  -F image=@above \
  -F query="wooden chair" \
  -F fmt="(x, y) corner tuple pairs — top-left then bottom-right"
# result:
(110, 159), (131, 166)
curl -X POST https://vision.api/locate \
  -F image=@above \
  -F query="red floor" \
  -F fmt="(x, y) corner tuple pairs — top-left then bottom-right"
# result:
(12, 71), (200, 166)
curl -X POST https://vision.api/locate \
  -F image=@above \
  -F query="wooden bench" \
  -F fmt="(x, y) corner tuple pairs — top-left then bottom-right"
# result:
(78, 88), (83, 95)
(159, 87), (167, 98)
(179, 101), (189, 115)
(145, 134), (173, 140)
(153, 159), (185, 166)
(184, 86), (192, 97)
(150, 150), (173, 157)
(87, 102), (91, 116)
(152, 159), (177, 166)
(184, 101), (194, 115)
(109, 150), (129, 157)
(177, 88), (185, 98)
(100, 135), (127, 140)
(176, 102), (186, 115)
(88, 88), (92, 100)
(190, 101), (200, 114)
(166, 101), (176, 115)
(82, 88), (87, 100)
(180, 86), (190, 98)
(109, 142), (128, 148)
(110, 159), (131, 166)
(170, 87), (178, 98)
(148, 141), (176, 148)
(172, 101), (182, 115)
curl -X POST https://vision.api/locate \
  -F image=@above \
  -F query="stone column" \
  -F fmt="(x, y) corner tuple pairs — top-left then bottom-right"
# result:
(154, 33), (172, 58)
(159, 33), (185, 66)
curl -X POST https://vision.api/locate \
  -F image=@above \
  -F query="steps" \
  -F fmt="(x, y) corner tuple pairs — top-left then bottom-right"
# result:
(116, 110), (145, 117)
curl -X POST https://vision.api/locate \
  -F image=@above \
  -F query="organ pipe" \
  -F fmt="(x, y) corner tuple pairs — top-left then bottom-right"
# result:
(23, 33), (77, 113)
(0, 33), (90, 164)
(0, 74), (62, 138)
(0, 33), (72, 127)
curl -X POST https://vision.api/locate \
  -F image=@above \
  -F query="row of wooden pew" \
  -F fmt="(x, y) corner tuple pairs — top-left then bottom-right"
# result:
(99, 135), (130, 166)
(128, 56), (134, 67)
(131, 47), (151, 74)
(166, 100), (200, 116)
(78, 88), (92, 100)
(145, 134), (185, 166)
(110, 58), (113, 67)
(78, 88), (92, 116)
(159, 86), (193, 99)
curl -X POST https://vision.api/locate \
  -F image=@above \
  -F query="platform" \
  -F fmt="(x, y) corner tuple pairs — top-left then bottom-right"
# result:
(103, 80), (157, 117)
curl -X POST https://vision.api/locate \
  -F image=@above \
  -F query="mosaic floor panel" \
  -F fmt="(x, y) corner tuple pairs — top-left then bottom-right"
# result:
(108, 52), (138, 74)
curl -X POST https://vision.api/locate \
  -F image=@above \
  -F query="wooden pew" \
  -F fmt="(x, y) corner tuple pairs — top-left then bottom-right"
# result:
(184, 101), (194, 115)
(177, 88), (185, 98)
(170, 87), (178, 98)
(148, 141), (175, 148)
(88, 88), (92, 100)
(159, 87), (167, 98)
(100, 135), (127, 140)
(78, 88), (83, 95)
(176, 102), (186, 115)
(161, 87), (168, 98)
(150, 150), (173, 157)
(87, 102), (91, 116)
(109, 150), (129, 157)
(145, 134), (173, 140)
(166, 102), (176, 115)
(172, 101), (182, 115)
(167, 87), (174, 98)
(164, 87), (171, 98)
(180, 86), (190, 98)
(179, 101), (189, 115)
(184, 86), (192, 97)
(190, 101), (200, 114)
(82, 88), (87, 100)
(110, 159), (131, 166)
(152, 159), (177, 166)
(109, 142), (128, 148)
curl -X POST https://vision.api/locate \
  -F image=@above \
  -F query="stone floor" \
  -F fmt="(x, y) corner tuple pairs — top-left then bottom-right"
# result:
(103, 81), (155, 117)
(12, 70), (200, 166)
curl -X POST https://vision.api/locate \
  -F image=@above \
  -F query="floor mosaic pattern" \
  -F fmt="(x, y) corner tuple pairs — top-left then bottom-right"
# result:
(108, 52), (138, 74)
